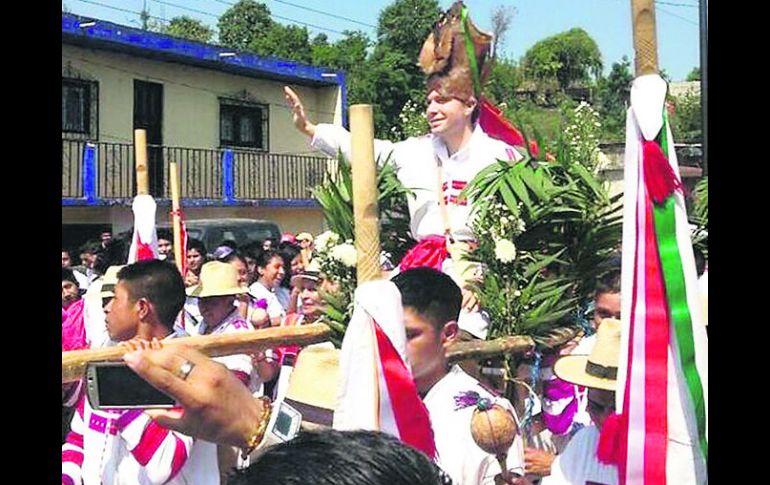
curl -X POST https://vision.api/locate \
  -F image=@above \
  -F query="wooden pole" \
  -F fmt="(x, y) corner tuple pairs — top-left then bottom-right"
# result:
(134, 128), (149, 195)
(169, 161), (183, 274)
(62, 323), (332, 383)
(630, 0), (659, 75)
(349, 105), (382, 283)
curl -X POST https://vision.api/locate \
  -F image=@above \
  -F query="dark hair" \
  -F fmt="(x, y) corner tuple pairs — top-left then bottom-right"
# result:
(596, 269), (621, 297)
(62, 268), (78, 286)
(222, 250), (247, 266)
(391, 267), (462, 330)
(256, 248), (281, 269)
(228, 429), (447, 485)
(117, 260), (185, 329)
(242, 241), (263, 261)
(156, 229), (173, 242)
(187, 238), (207, 256)
(278, 245), (301, 288)
(220, 239), (238, 250)
(79, 240), (101, 255)
(93, 238), (129, 275)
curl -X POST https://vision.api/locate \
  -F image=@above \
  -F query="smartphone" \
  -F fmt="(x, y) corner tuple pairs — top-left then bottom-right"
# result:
(86, 361), (176, 410)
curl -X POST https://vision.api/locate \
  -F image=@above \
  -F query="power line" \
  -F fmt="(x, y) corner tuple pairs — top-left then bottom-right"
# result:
(656, 5), (699, 26)
(70, 0), (170, 24)
(213, 0), (375, 29)
(656, 1), (698, 7)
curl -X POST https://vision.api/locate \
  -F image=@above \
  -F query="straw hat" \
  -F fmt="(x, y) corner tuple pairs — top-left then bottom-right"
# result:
(290, 260), (322, 288)
(553, 319), (621, 391)
(284, 345), (339, 428)
(186, 261), (247, 298)
(296, 232), (314, 242)
(100, 265), (126, 298)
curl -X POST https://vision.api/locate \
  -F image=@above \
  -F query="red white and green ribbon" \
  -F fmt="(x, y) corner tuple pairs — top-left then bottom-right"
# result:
(613, 74), (708, 484)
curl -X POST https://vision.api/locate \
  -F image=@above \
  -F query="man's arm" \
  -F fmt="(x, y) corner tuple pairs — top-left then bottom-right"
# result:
(115, 410), (194, 484)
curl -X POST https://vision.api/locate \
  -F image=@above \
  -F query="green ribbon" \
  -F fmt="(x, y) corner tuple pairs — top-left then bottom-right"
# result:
(651, 116), (708, 460)
(460, 5), (482, 99)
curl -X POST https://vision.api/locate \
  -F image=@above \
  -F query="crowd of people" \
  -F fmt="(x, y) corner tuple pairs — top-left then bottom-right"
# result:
(61, 3), (706, 484)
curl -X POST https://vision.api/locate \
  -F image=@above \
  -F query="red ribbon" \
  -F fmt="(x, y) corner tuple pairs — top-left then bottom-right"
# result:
(642, 141), (682, 204)
(373, 320), (437, 458)
(642, 188), (669, 484)
(398, 235), (449, 272)
(479, 97), (542, 158)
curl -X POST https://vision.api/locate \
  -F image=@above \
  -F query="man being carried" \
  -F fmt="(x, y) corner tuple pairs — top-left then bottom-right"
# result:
(283, 2), (521, 341)
(62, 260), (219, 484)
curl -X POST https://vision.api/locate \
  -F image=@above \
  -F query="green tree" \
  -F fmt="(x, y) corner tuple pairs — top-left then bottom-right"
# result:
(376, 0), (440, 63)
(669, 91), (702, 142)
(164, 16), (214, 43)
(522, 28), (603, 90)
(485, 56), (522, 107)
(311, 30), (370, 72)
(251, 23), (312, 63)
(594, 56), (633, 141)
(686, 67), (701, 81)
(218, 0), (272, 51)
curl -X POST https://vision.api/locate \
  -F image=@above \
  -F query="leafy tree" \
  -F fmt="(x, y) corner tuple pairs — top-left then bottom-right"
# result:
(218, 0), (272, 51)
(485, 56), (522, 107)
(164, 16), (214, 43)
(522, 28), (602, 90)
(686, 67), (701, 82)
(376, 0), (440, 63)
(311, 30), (370, 72)
(251, 23), (312, 63)
(669, 91), (702, 142)
(594, 56), (633, 141)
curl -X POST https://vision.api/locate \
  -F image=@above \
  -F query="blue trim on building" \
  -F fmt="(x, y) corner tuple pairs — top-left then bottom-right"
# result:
(82, 143), (97, 203)
(222, 150), (235, 203)
(62, 13), (346, 89)
(62, 198), (320, 208)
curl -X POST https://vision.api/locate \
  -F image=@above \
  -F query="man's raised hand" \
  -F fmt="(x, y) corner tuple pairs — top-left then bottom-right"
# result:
(284, 86), (316, 138)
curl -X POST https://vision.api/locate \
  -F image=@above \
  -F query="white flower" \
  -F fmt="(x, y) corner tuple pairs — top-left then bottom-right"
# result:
(494, 239), (517, 263)
(514, 290), (522, 297)
(330, 243), (358, 267)
(315, 231), (340, 251)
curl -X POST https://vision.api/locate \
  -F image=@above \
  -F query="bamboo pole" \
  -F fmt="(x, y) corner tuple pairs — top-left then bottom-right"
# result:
(446, 326), (581, 364)
(349, 105), (381, 283)
(169, 161), (183, 273)
(62, 323), (331, 383)
(134, 129), (149, 195)
(630, 0), (659, 75)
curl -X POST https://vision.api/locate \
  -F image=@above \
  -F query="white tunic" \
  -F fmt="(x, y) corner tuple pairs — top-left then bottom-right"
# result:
(541, 425), (619, 485)
(423, 365), (525, 485)
(311, 124), (521, 242)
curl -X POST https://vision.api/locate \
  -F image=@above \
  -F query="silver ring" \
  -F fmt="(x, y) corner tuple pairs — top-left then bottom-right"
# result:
(178, 361), (195, 381)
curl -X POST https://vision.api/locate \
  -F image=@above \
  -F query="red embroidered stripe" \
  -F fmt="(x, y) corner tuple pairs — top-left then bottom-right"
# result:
(132, 421), (170, 465)
(441, 181), (448, 190)
(66, 432), (84, 449)
(451, 180), (467, 190)
(62, 449), (84, 467)
(165, 436), (188, 483)
(232, 370), (250, 385)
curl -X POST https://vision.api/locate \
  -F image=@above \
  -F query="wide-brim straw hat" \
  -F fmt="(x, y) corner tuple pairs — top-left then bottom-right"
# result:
(100, 265), (126, 298)
(284, 345), (339, 428)
(186, 261), (247, 298)
(296, 232), (314, 242)
(553, 318), (621, 392)
(290, 260), (322, 288)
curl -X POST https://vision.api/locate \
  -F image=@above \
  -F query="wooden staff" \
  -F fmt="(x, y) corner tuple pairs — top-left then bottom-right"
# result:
(349, 105), (382, 283)
(134, 128), (149, 195)
(169, 161), (183, 273)
(446, 326), (581, 363)
(62, 323), (331, 383)
(631, 0), (659, 75)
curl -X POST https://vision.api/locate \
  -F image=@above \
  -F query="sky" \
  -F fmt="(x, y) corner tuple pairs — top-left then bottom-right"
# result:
(62, 0), (704, 81)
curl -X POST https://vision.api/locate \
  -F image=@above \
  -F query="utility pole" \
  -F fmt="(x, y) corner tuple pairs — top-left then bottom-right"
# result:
(699, 0), (708, 176)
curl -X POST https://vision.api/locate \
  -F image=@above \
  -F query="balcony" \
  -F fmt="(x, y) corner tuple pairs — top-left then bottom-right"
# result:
(62, 139), (336, 207)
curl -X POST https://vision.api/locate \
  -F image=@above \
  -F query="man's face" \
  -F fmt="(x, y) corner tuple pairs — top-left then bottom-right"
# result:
(425, 90), (474, 139)
(62, 280), (80, 308)
(199, 295), (236, 326)
(230, 259), (249, 286)
(158, 238), (173, 256)
(259, 256), (285, 289)
(104, 281), (140, 342)
(62, 251), (72, 268)
(81, 252), (96, 268)
(593, 291), (621, 329)
(404, 307), (454, 394)
(290, 255), (304, 276)
(101, 231), (112, 244)
(586, 388), (616, 430)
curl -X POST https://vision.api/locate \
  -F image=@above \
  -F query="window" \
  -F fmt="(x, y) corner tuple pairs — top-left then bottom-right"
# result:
(62, 78), (97, 136)
(220, 101), (268, 150)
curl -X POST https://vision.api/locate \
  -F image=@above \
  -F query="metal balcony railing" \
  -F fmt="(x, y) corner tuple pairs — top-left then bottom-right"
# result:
(62, 139), (334, 205)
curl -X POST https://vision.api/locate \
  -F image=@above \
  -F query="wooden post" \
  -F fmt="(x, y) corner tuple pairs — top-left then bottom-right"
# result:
(349, 105), (382, 283)
(169, 161), (184, 274)
(62, 323), (332, 383)
(134, 129), (149, 195)
(631, 0), (659, 75)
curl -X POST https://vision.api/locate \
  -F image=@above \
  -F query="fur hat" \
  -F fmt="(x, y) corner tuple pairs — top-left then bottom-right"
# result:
(418, 1), (492, 101)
